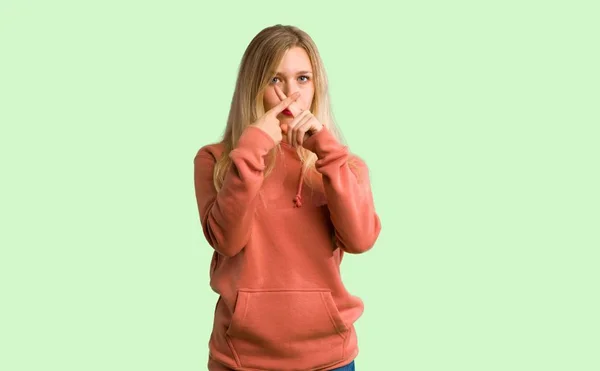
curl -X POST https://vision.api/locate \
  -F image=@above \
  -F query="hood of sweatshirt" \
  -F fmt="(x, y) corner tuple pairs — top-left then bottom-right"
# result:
(194, 126), (381, 371)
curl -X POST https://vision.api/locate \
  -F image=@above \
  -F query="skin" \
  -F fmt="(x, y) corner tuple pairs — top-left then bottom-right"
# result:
(252, 92), (301, 146)
(262, 46), (323, 147)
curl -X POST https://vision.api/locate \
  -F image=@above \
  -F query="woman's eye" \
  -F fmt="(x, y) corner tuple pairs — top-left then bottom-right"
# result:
(271, 76), (309, 84)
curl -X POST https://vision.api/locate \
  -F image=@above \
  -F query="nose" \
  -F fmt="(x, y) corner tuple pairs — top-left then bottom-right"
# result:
(282, 81), (300, 97)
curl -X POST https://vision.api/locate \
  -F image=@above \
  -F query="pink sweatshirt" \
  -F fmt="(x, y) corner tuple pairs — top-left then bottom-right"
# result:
(193, 125), (381, 370)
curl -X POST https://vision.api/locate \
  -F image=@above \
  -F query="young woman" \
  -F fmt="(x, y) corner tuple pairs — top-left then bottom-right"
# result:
(193, 24), (381, 371)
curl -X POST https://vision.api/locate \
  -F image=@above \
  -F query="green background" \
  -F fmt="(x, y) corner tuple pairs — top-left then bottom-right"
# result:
(1, 0), (598, 370)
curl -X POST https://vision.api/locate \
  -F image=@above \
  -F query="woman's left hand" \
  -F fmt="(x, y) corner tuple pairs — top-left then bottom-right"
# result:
(287, 109), (323, 147)
(274, 85), (323, 147)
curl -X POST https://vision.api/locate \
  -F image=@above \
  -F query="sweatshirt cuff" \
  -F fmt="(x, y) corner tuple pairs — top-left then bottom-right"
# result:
(302, 126), (343, 158)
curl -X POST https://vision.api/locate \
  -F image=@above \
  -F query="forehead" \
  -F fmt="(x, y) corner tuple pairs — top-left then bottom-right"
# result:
(275, 47), (313, 74)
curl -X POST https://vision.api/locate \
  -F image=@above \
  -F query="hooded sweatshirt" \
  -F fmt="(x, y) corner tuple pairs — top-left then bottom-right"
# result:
(193, 124), (381, 371)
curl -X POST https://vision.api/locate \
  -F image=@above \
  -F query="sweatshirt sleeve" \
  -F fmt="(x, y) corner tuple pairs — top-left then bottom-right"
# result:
(193, 126), (275, 257)
(302, 127), (382, 254)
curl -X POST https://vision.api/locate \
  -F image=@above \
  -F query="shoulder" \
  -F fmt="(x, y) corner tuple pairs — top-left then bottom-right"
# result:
(194, 141), (226, 165)
(346, 152), (373, 183)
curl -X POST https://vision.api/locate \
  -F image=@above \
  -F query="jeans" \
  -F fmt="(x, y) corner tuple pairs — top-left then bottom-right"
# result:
(331, 360), (355, 371)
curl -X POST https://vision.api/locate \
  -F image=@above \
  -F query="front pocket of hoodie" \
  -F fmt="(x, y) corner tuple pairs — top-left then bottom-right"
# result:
(225, 289), (349, 369)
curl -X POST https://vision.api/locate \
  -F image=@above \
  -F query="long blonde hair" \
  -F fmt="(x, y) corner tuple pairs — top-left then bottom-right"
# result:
(213, 24), (350, 192)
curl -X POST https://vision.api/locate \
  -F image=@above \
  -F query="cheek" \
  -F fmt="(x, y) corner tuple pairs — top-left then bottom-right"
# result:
(302, 92), (315, 110)
(263, 89), (278, 110)
(302, 85), (315, 109)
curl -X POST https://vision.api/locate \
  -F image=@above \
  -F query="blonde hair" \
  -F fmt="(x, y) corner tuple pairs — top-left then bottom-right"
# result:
(213, 24), (352, 192)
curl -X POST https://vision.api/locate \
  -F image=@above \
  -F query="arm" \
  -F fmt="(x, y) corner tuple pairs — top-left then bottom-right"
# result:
(302, 127), (382, 254)
(193, 126), (275, 257)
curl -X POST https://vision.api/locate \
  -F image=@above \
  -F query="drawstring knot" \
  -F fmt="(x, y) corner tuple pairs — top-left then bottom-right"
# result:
(294, 169), (304, 208)
(293, 194), (303, 208)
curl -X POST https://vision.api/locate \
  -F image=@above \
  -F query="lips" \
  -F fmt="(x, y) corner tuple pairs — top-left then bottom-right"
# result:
(282, 109), (293, 117)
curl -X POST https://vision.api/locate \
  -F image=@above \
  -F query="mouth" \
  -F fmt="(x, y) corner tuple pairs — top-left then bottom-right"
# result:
(282, 109), (293, 117)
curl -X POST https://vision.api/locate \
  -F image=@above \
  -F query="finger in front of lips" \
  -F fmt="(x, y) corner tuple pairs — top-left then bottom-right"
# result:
(275, 85), (302, 116)
(290, 102), (303, 117)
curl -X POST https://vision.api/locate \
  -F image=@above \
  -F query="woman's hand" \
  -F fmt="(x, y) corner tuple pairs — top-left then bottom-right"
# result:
(274, 84), (304, 118)
(274, 85), (323, 147)
(285, 109), (323, 147)
(251, 91), (301, 145)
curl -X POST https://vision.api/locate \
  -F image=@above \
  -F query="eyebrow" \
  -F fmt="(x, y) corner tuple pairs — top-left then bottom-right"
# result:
(275, 70), (313, 75)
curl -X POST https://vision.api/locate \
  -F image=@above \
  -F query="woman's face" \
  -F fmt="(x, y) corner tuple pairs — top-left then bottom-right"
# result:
(262, 46), (315, 122)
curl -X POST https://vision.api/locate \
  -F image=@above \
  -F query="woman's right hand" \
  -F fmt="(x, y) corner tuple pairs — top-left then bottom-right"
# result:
(251, 91), (301, 145)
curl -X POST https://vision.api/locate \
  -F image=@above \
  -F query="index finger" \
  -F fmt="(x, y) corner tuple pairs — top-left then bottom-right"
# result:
(274, 84), (287, 101)
(267, 91), (300, 115)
